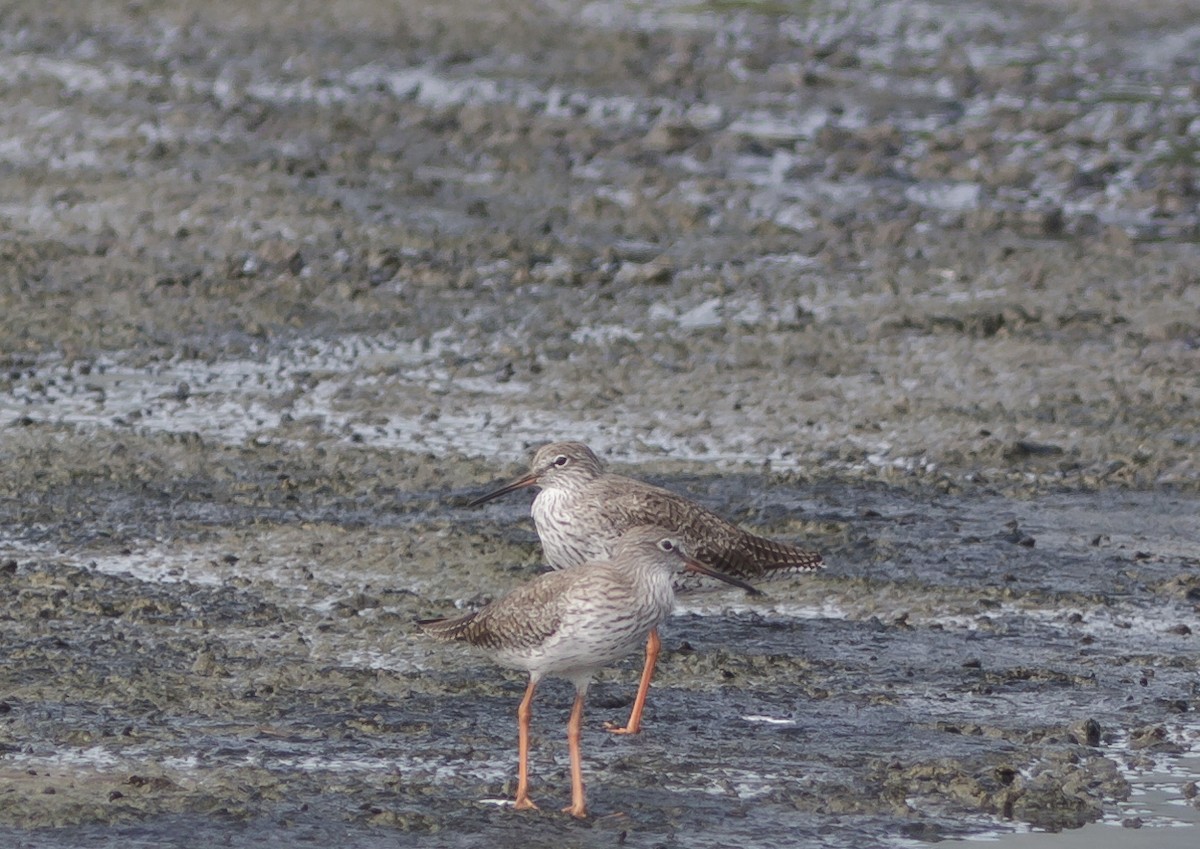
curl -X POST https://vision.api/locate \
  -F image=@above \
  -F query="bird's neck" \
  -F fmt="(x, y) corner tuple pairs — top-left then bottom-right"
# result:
(625, 561), (675, 595)
(539, 476), (594, 500)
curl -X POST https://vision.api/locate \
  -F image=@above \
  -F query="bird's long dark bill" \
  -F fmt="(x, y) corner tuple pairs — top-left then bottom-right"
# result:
(682, 556), (763, 597)
(467, 473), (539, 507)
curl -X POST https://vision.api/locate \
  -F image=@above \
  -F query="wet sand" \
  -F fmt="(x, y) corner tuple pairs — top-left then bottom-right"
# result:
(1, 0), (1198, 846)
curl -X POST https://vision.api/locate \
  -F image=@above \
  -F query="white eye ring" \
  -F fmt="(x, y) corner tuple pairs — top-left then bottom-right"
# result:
(659, 539), (675, 552)
(552, 454), (569, 467)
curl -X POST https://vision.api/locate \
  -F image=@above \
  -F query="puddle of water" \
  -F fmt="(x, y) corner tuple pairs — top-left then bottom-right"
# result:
(741, 715), (798, 726)
(0, 534), (316, 593)
(905, 182), (984, 213)
(3, 740), (511, 784)
(888, 744), (1200, 848)
(0, 331), (846, 471)
(949, 758), (1200, 849)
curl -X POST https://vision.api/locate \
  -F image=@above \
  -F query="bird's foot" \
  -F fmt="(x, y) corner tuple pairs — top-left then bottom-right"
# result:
(603, 720), (641, 735)
(514, 795), (540, 811)
(561, 802), (588, 819)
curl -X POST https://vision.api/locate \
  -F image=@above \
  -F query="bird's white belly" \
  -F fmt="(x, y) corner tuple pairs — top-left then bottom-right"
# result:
(494, 577), (675, 681)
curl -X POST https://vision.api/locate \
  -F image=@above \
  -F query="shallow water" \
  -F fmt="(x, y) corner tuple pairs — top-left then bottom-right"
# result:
(960, 752), (1200, 849)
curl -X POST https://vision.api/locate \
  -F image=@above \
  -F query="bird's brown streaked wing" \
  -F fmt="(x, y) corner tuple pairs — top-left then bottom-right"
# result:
(599, 479), (823, 580)
(731, 529), (824, 575)
(417, 610), (480, 642)
(443, 568), (593, 651)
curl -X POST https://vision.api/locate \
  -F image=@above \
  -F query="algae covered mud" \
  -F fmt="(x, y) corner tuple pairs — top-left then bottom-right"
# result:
(1, 0), (1199, 846)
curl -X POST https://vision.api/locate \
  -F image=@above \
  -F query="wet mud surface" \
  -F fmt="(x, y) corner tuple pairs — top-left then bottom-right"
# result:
(2, 1), (1199, 847)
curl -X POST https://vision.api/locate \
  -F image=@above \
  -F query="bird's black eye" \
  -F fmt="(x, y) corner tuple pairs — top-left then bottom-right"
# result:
(659, 539), (675, 552)
(553, 454), (569, 467)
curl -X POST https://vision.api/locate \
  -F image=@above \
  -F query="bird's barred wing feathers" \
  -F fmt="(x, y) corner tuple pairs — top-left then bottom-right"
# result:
(419, 569), (589, 651)
(601, 480), (823, 580)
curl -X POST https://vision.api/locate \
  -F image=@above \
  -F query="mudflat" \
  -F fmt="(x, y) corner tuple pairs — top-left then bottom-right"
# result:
(1, 2), (1197, 847)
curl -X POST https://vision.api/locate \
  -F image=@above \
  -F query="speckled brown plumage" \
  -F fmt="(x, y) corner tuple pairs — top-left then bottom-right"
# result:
(471, 440), (824, 586)
(558, 478), (824, 581)
(468, 440), (821, 736)
(418, 526), (756, 818)
(417, 567), (575, 652)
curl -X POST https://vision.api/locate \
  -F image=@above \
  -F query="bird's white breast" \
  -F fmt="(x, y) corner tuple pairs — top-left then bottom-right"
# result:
(531, 487), (615, 569)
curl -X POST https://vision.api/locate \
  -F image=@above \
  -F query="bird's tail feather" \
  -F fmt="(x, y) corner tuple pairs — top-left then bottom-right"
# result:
(417, 611), (479, 642)
(745, 534), (824, 574)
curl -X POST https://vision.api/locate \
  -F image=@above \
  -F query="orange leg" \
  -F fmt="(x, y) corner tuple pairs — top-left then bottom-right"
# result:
(561, 689), (588, 818)
(514, 677), (539, 811)
(606, 628), (659, 735)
